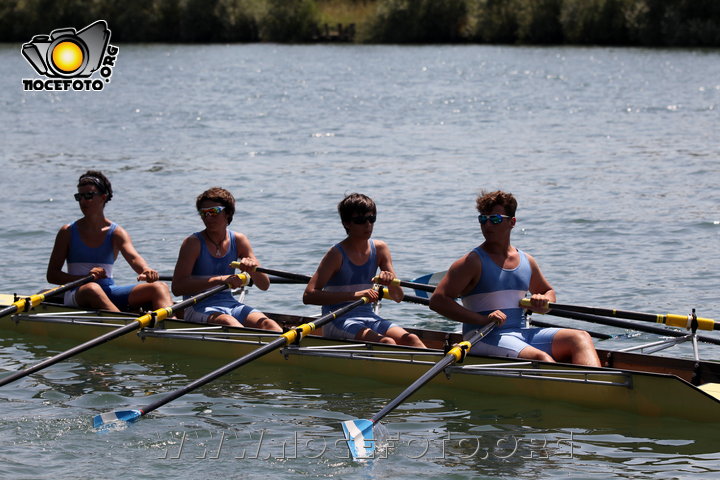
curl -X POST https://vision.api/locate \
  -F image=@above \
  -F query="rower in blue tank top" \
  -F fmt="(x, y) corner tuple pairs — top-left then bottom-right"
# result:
(63, 220), (134, 308)
(304, 193), (426, 347)
(458, 246), (561, 357)
(430, 190), (601, 366)
(172, 187), (281, 331)
(47, 170), (173, 312)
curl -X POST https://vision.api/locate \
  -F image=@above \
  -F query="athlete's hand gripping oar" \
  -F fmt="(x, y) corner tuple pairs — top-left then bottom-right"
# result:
(0, 275), (94, 319)
(0, 278), (241, 388)
(341, 321), (496, 460)
(92, 289), (377, 429)
(520, 299), (719, 331)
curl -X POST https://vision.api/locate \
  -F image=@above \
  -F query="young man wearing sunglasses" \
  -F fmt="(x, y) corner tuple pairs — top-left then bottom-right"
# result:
(171, 187), (281, 331)
(429, 190), (600, 366)
(47, 170), (173, 312)
(303, 193), (425, 347)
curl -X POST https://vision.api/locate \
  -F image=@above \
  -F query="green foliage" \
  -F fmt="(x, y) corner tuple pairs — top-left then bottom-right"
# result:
(1, 0), (719, 45)
(560, 0), (632, 45)
(470, 0), (520, 43)
(515, 0), (563, 44)
(367, 0), (468, 43)
(260, 0), (319, 42)
(626, 0), (720, 46)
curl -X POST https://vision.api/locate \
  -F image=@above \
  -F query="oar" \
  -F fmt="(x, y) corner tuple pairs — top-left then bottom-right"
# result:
(341, 321), (496, 460)
(229, 262), (312, 284)
(161, 273), (302, 284)
(0, 275), (94, 319)
(372, 276), (435, 294)
(229, 262), (431, 307)
(409, 271), (446, 298)
(536, 305), (720, 347)
(0, 278), (243, 388)
(92, 291), (375, 429)
(520, 299), (719, 331)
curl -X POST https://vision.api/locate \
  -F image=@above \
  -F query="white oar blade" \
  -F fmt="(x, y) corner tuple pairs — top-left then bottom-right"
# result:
(341, 419), (375, 460)
(92, 409), (142, 430)
(411, 271), (446, 298)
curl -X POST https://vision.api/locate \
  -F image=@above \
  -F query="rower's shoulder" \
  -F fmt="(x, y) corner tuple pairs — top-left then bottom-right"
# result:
(372, 238), (391, 253)
(447, 250), (483, 280)
(180, 232), (202, 251)
(57, 223), (73, 234)
(459, 249), (483, 267)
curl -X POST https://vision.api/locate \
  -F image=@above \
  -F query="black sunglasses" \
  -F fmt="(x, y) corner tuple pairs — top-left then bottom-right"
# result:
(350, 215), (377, 225)
(74, 192), (101, 201)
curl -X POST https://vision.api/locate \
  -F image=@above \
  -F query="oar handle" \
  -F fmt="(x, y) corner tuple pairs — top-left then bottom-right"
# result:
(372, 276), (436, 293)
(520, 299), (718, 331)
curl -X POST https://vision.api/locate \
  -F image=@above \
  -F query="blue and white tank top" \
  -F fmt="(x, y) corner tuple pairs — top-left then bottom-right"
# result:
(460, 247), (530, 335)
(66, 221), (116, 287)
(321, 240), (377, 315)
(184, 229), (237, 307)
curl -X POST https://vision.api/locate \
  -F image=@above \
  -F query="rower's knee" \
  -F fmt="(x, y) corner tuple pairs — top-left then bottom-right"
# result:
(403, 333), (426, 348)
(209, 314), (241, 327)
(519, 347), (554, 362)
(379, 337), (397, 345)
(76, 283), (116, 310)
(571, 330), (595, 350)
(258, 317), (282, 332)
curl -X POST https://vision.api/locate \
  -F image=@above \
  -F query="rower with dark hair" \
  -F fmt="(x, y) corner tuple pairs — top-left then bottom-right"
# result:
(303, 193), (426, 347)
(46, 170), (173, 311)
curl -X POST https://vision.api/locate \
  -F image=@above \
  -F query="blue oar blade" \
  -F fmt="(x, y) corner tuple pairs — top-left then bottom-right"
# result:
(410, 271), (446, 298)
(341, 419), (375, 460)
(92, 409), (142, 430)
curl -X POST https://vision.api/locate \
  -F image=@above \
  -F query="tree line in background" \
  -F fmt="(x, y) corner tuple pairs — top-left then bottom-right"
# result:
(2, 0), (719, 46)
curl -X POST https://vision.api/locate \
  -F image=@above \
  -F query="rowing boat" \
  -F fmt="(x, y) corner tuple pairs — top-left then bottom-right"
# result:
(2, 293), (720, 423)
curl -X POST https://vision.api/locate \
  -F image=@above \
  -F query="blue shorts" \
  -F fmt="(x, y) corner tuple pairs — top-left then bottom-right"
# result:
(323, 310), (398, 341)
(184, 302), (258, 325)
(466, 327), (560, 358)
(64, 282), (135, 310)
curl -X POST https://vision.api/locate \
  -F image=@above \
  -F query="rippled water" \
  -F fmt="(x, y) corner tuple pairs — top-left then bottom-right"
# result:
(1, 43), (720, 478)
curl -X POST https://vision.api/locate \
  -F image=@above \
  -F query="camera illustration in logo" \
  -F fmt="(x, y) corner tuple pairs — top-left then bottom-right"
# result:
(22, 20), (110, 78)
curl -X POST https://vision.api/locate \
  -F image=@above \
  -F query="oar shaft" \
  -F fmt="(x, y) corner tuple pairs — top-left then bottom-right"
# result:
(0, 275), (94, 319)
(371, 353), (455, 425)
(256, 267), (311, 283)
(545, 308), (720, 347)
(0, 320), (141, 387)
(229, 263), (313, 284)
(0, 283), (233, 388)
(379, 277), (435, 294)
(401, 293), (429, 306)
(523, 299), (718, 331)
(370, 322), (495, 424)
(137, 296), (369, 417)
